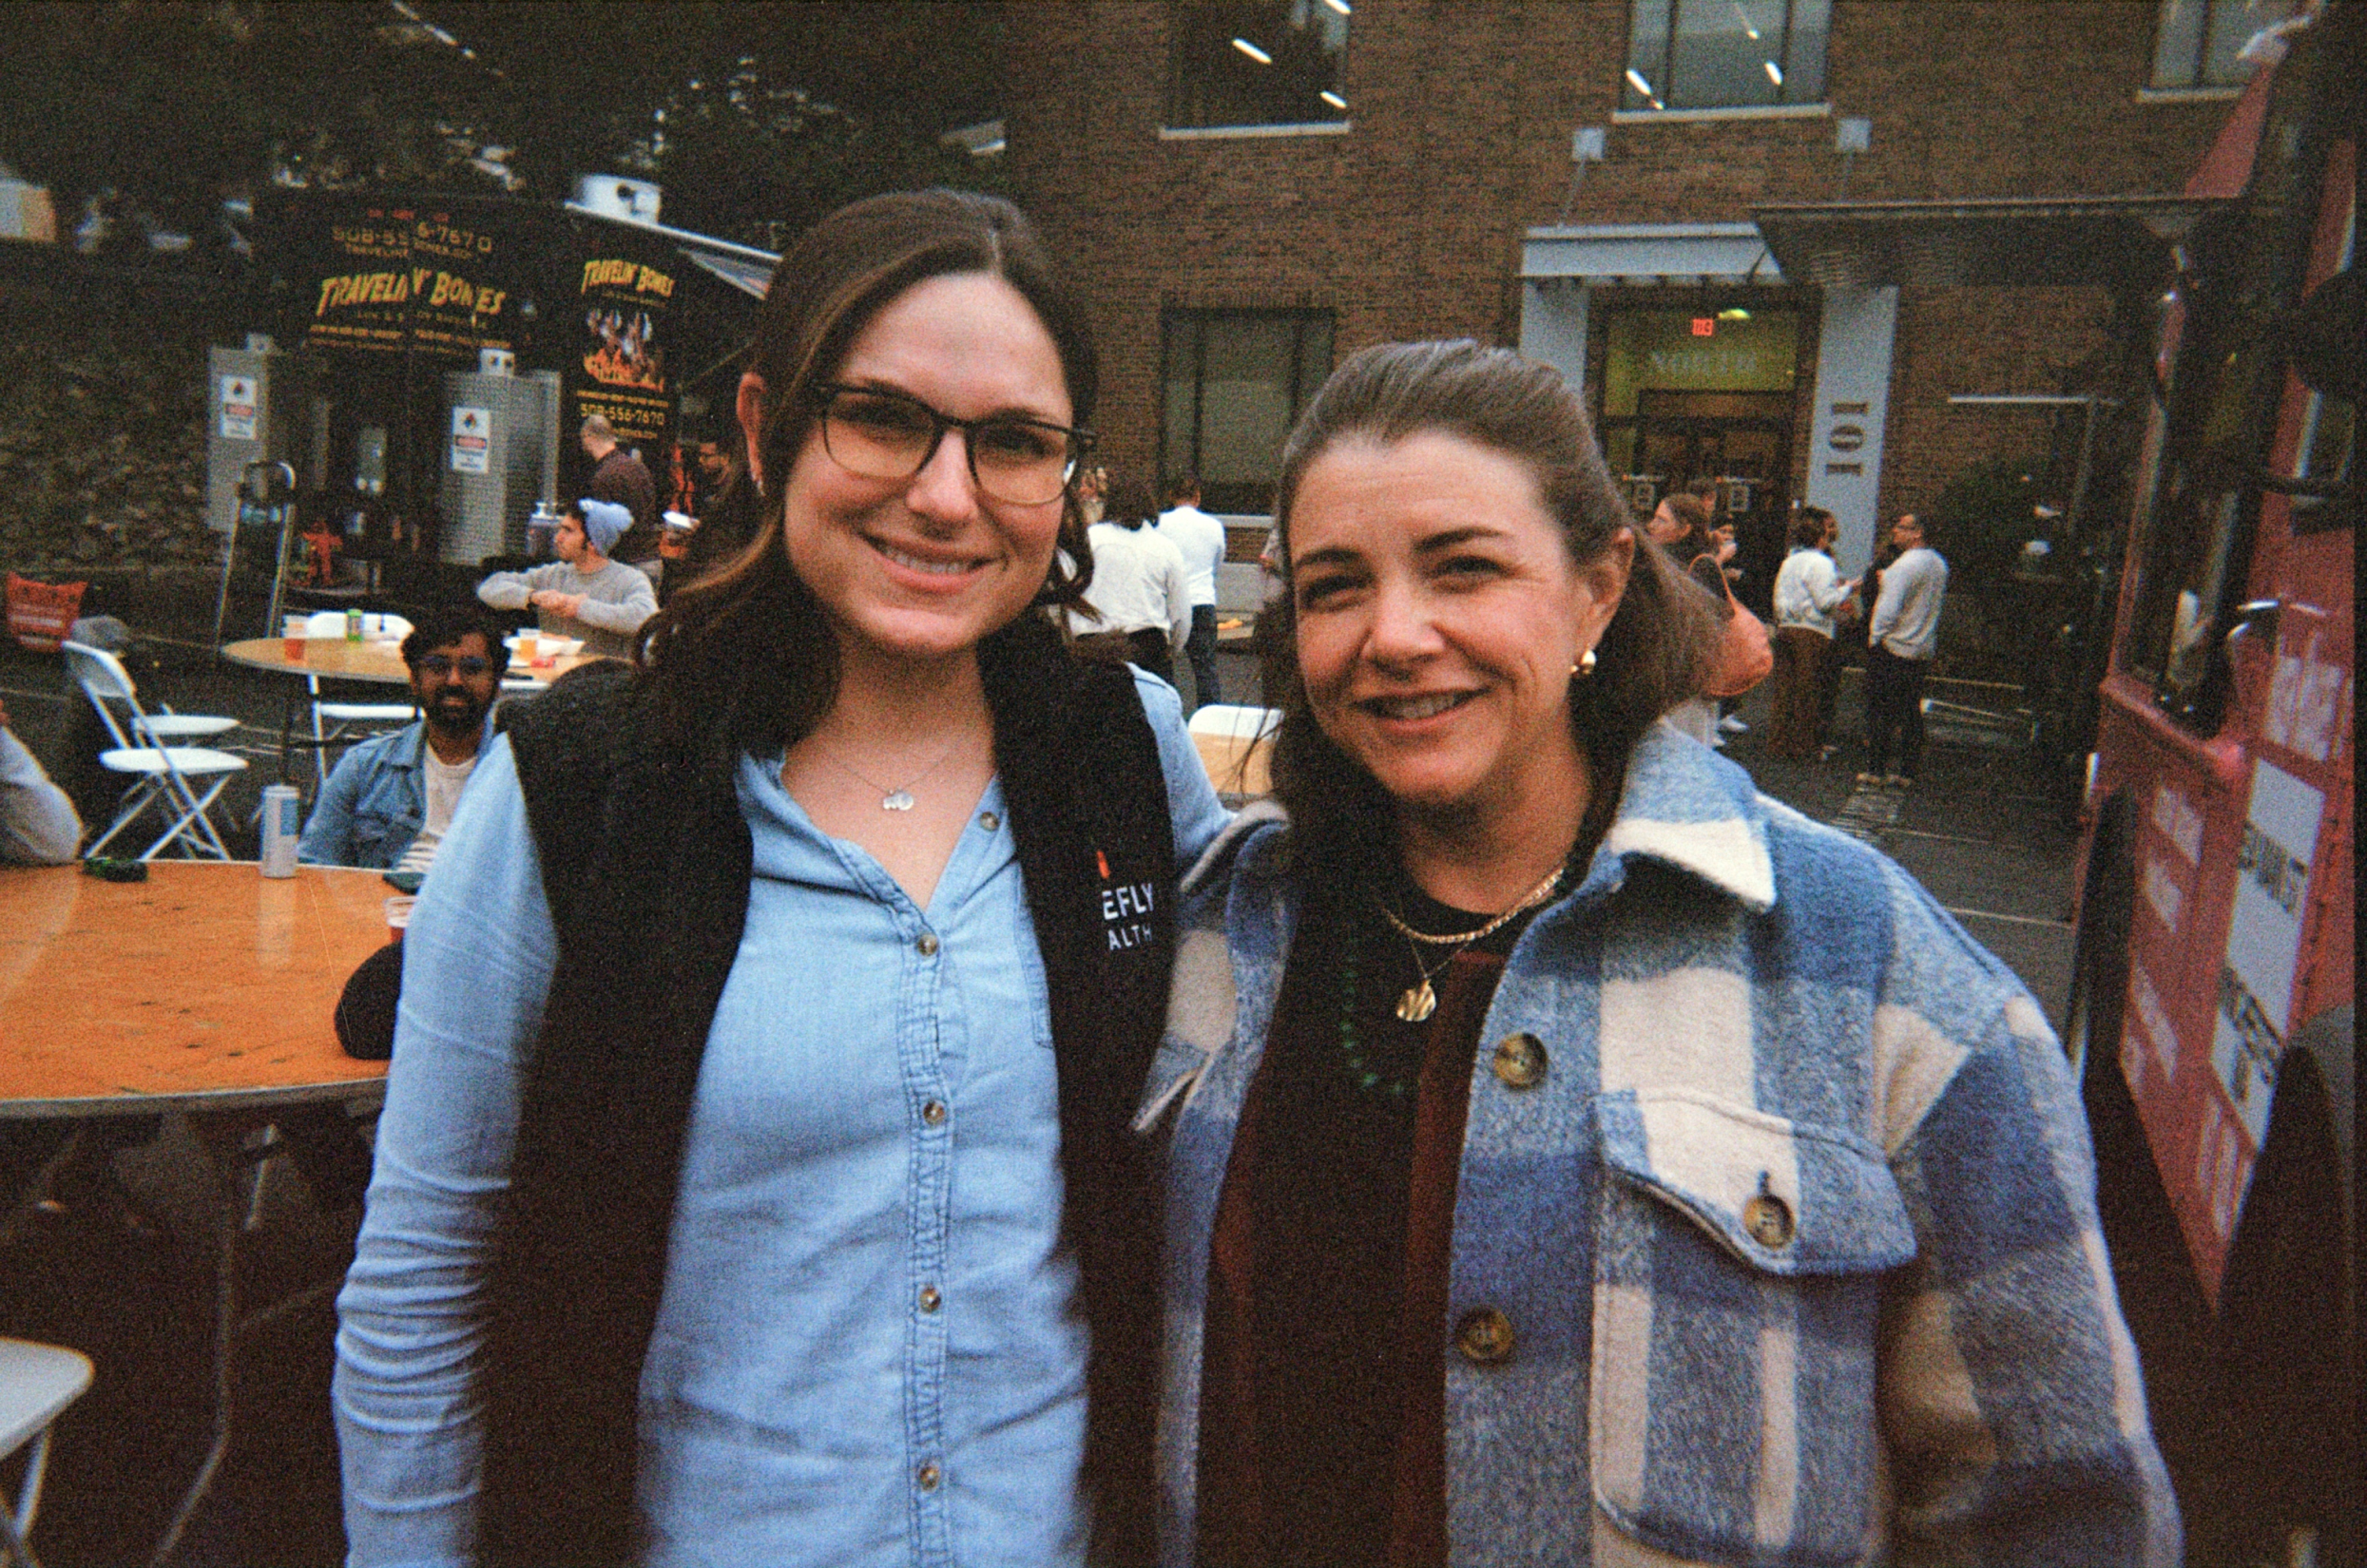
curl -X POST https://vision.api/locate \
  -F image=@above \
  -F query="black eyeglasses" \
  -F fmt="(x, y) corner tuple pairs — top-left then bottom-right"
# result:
(414, 655), (492, 678)
(808, 382), (1092, 507)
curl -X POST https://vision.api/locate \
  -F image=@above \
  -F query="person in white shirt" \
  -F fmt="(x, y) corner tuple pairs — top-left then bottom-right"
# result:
(1767, 505), (1858, 760)
(475, 497), (658, 660)
(0, 697), (80, 865)
(1860, 512), (1949, 786)
(1156, 473), (1230, 712)
(298, 606), (505, 870)
(1068, 475), (1190, 686)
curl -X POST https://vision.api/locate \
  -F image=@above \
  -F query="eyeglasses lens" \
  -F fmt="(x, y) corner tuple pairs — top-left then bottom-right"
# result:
(821, 390), (1075, 506)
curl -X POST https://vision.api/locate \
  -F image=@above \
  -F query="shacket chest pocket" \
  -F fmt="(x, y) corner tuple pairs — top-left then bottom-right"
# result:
(1589, 1088), (1915, 1567)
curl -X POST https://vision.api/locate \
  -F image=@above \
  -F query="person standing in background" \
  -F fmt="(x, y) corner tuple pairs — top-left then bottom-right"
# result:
(581, 413), (660, 565)
(1069, 476), (1191, 688)
(1644, 490), (1731, 748)
(1157, 473), (1229, 712)
(1767, 504), (1857, 760)
(1860, 512), (1948, 787)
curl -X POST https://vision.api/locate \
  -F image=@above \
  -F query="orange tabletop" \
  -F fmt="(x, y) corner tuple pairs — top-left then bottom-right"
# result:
(0, 862), (397, 1116)
(221, 636), (596, 685)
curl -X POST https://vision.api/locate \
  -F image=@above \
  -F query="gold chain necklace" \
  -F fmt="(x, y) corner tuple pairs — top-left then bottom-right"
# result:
(1374, 858), (1568, 1023)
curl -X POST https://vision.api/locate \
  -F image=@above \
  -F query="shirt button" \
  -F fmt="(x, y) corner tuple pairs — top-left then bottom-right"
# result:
(915, 931), (939, 957)
(918, 1284), (942, 1313)
(1491, 1032), (1549, 1089)
(1743, 1193), (1796, 1250)
(916, 1462), (941, 1492)
(922, 1099), (948, 1126)
(978, 812), (1000, 832)
(1454, 1307), (1515, 1365)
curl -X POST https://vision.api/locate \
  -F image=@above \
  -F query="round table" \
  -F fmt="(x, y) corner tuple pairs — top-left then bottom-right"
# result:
(0, 861), (401, 1558)
(0, 861), (394, 1114)
(220, 637), (595, 685)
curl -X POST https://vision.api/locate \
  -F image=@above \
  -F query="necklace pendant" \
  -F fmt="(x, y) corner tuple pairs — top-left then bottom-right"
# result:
(1395, 979), (1437, 1023)
(881, 790), (915, 812)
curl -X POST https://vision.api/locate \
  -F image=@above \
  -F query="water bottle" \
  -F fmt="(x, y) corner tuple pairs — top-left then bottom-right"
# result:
(260, 783), (300, 877)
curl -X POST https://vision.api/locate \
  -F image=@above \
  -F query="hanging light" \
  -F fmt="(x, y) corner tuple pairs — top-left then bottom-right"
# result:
(1763, 59), (1784, 86)
(1320, 89), (1348, 109)
(1232, 37), (1274, 64)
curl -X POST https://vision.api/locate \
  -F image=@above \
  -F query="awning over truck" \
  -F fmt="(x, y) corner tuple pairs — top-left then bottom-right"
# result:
(1749, 195), (2232, 295)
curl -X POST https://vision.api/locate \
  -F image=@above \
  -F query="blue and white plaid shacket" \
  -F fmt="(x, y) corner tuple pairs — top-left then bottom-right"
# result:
(1141, 721), (2180, 1567)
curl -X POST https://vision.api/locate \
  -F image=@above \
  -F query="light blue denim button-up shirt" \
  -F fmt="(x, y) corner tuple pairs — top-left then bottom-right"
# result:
(336, 669), (1228, 1568)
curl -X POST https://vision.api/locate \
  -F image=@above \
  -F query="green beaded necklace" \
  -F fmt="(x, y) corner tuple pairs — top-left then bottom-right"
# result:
(1334, 924), (1420, 1100)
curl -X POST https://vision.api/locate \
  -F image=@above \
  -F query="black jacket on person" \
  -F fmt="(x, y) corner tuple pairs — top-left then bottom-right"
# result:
(480, 615), (1177, 1566)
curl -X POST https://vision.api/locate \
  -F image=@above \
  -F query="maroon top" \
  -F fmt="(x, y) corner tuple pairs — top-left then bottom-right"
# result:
(1196, 874), (1529, 1568)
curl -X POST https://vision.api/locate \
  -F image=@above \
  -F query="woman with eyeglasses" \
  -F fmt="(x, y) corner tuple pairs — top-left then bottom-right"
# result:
(335, 190), (1228, 1567)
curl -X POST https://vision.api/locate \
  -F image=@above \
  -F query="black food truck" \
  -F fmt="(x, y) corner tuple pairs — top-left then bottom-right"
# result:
(207, 177), (769, 624)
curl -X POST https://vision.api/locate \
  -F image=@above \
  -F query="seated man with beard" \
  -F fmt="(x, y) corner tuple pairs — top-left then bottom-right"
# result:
(299, 605), (505, 870)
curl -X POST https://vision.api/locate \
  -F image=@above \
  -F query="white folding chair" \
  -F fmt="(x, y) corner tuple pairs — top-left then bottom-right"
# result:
(0, 1337), (92, 1568)
(61, 641), (247, 861)
(301, 612), (414, 787)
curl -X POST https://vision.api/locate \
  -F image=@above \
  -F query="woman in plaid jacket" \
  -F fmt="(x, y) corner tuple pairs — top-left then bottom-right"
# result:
(1140, 340), (2178, 1567)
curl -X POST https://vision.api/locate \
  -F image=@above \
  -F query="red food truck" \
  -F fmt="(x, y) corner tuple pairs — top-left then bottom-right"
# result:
(2064, 4), (2357, 1561)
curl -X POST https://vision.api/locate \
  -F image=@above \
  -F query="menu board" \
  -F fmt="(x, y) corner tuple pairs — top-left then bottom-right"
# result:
(283, 195), (522, 364)
(569, 245), (677, 446)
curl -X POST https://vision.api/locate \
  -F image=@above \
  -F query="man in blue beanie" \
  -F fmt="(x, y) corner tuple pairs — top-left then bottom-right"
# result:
(476, 497), (657, 660)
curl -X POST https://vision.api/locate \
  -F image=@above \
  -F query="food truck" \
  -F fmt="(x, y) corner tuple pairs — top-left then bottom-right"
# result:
(204, 177), (769, 604)
(2062, 6), (2356, 1561)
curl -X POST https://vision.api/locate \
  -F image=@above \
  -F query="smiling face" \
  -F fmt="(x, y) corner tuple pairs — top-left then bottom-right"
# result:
(1289, 430), (1632, 831)
(758, 271), (1072, 675)
(408, 631), (499, 740)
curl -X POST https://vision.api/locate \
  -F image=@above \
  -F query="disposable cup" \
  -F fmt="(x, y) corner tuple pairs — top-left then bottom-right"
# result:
(518, 632), (540, 665)
(283, 616), (308, 660)
(385, 893), (417, 942)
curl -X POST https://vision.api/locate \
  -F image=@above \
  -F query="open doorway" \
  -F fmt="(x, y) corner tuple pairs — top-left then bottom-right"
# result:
(1598, 304), (1802, 611)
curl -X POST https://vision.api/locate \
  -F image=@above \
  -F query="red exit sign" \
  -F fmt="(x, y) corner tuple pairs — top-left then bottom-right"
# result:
(1691, 316), (1716, 336)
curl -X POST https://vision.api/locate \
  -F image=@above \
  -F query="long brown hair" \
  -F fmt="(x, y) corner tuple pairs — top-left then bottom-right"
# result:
(1262, 339), (1722, 864)
(637, 189), (1098, 755)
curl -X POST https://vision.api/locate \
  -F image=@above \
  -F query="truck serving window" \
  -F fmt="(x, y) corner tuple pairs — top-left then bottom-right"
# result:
(2120, 48), (2333, 727)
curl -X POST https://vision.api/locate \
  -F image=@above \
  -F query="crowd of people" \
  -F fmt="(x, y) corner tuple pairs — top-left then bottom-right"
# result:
(7, 186), (2165, 1568)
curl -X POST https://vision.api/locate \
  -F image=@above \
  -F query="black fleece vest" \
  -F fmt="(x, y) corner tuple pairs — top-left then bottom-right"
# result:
(482, 616), (1175, 1566)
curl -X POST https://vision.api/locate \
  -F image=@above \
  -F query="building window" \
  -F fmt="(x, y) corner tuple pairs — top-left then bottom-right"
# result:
(2149, 0), (2300, 89)
(1165, 0), (1351, 130)
(1161, 310), (1334, 513)
(1622, 0), (1830, 112)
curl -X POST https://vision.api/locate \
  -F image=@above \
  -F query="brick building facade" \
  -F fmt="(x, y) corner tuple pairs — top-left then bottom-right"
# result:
(997, 0), (2251, 581)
